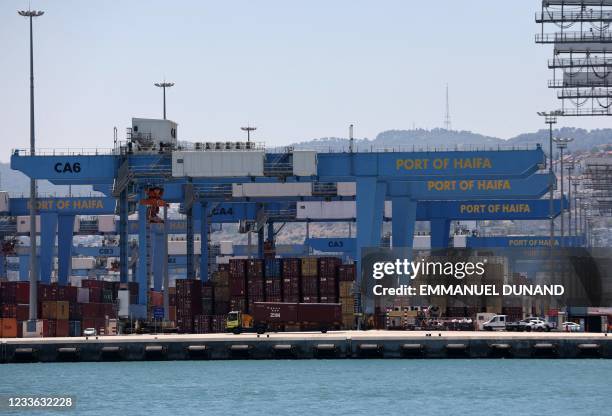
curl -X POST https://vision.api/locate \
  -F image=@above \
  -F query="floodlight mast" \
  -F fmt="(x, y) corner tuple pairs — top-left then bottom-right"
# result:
(18, 8), (44, 321)
(154, 81), (174, 120)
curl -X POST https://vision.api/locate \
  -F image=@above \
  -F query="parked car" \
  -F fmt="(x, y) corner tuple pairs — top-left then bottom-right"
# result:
(524, 319), (552, 332)
(83, 328), (97, 336)
(562, 322), (581, 332)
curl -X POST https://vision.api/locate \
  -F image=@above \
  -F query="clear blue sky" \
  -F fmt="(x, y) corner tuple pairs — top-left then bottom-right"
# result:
(0, 0), (607, 162)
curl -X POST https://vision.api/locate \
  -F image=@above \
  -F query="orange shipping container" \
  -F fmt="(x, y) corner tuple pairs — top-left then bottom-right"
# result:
(1, 318), (19, 338)
(56, 301), (70, 320)
(42, 301), (58, 320)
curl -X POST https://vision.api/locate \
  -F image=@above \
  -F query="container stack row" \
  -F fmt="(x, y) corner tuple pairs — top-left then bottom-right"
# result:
(0, 280), (138, 338)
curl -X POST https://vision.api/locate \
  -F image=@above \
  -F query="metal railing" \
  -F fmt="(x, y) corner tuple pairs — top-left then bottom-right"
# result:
(12, 148), (114, 156)
(549, 56), (612, 68)
(549, 78), (612, 87)
(536, 31), (612, 44)
(536, 10), (612, 23)
(195, 184), (233, 198)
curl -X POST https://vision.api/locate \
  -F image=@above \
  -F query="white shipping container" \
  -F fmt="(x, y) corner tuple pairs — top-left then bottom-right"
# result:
(117, 290), (130, 318)
(168, 240), (202, 255)
(16, 216), (41, 233)
(453, 235), (467, 248)
(77, 287), (90, 303)
(216, 255), (230, 264)
(172, 151), (264, 177)
(413, 235), (431, 250)
(296, 201), (355, 219)
(72, 257), (96, 270)
(0, 191), (9, 212)
(233, 182), (312, 198)
(220, 241), (233, 255)
(70, 276), (85, 287)
(337, 182), (356, 196)
(98, 215), (116, 233)
(292, 150), (317, 176)
(384, 201), (392, 218)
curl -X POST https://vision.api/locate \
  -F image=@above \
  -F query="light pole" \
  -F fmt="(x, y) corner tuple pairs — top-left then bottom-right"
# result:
(154, 81), (174, 120)
(572, 181), (579, 237)
(537, 111), (561, 250)
(241, 126), (257, 143)
(566, 162), (574, 239)
(19, 8), (44, 322)
(553, 137), (573, 246)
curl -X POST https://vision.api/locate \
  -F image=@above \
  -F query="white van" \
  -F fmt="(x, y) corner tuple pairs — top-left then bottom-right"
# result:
(482, 315), (507, 331)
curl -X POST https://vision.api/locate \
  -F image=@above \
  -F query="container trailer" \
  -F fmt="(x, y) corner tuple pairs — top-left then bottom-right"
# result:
(226, 302), (341, 334)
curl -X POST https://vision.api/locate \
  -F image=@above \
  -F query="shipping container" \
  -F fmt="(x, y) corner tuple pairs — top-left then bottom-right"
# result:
(77, 287), (90, 303)
(252, 302), (298, 323)
(55, 319), (70, 337)
(298, 303), (341, 324)
(1, 281), (30, 304)
(338, 264), (356, 282)
(318, 257), (341, 277)
(292, 150), (317, 176)
(296, 201), (355, 219)
(0, 318), (18, 338)
(173, 150), (265, 178)
(232, 182), (312, 198)
(1, 304), (29, 321)
(264, 258), (282, 278)
(98, 215), (116, 233)
(69, 320), (81, 337)
(300, 257), (318, 277)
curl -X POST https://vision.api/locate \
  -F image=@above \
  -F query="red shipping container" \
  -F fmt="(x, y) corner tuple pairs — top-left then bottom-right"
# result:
(265, 278), (282, 299)
(88, 287), (102, 303)
(282, 258), (301, 277)
(55, 319), (70, 337)
(2, 282), (30, 304)
(47, 320), (57, 337)
(247, 259), (264, 278)
(193, 315), (211, 333)
(338, 264), (356, 282)
(318, 257), (341, 278)
(229, 259), (247, 277)
(150, 291), (163, 307)
(229, 276), (247, 297)
(301, 276), (318, 297)
(82, 280), (104, 289)
(1, 304), (29, 321)
(230, 297), (247, 313)
(248, 276), (265, 302)
(58, 285), (78, 303)
(319, 276), (338, 299)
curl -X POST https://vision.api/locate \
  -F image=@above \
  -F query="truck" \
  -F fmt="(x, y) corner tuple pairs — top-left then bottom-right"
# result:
(226, 302), (342, 334)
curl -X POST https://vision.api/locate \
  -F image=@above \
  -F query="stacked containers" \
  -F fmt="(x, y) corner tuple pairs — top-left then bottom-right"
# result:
(318, 257), (341, 303)
(168, 287), (176, 322)
(201, 282), (214, 315)
(175, 279), (202, 333)
(300, 258), (318, 303)
(264, 258), (282, 303)
(212, 270), (230, 315)
(247, 260), (265, 312)
(1, 282), (29, 336)
(338, 264), (356, 329)
(193, 314), (211, 334)
(281, 258), (301, 303)
(229, 259), (247, 313)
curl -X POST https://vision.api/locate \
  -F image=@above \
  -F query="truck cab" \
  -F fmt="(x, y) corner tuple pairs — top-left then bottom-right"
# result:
(483, 314), (507, 331)
(226, 311), (256, 334)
